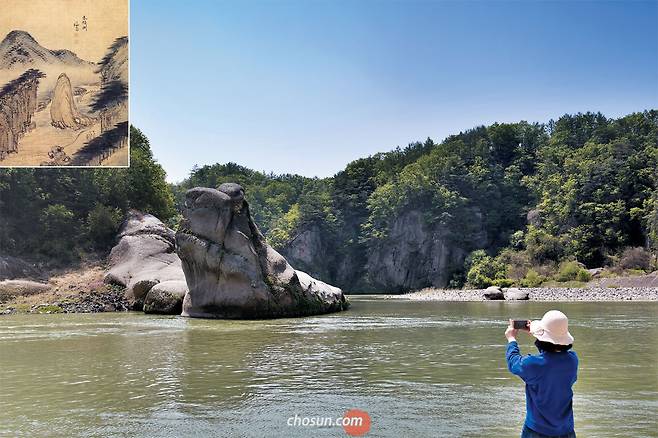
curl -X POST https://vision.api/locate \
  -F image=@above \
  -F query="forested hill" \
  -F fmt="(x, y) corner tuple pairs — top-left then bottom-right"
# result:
(1, 112), (656, 293)
(174, 110), (658, 292)
(0, 127), (175, 262)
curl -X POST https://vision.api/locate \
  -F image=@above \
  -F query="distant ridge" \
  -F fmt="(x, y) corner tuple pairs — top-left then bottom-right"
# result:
(0, 30), (94, 69)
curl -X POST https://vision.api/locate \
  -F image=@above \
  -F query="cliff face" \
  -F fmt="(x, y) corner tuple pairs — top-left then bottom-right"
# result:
(365, 210), (487, 292)
(281, 225), (334, 282)
(0, 69), (43, 160)
(281, 208), (487, 293)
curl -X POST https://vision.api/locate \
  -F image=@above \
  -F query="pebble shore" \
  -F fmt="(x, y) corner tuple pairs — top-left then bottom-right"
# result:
(394, 287), (658, 301)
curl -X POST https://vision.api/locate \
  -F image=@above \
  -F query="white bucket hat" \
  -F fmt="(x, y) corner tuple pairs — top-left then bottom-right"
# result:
(529, 310), (574, 345)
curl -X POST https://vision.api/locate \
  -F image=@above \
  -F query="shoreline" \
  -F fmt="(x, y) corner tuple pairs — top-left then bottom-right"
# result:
(390, 287), (658, 302)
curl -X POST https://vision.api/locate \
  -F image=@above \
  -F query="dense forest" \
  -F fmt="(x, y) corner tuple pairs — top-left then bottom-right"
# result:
(174, 110), (658, 291)
(1, 111), (656, 292)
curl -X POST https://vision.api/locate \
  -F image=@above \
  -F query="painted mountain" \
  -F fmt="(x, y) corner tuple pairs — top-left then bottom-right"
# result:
(0, 30), (94, 70)
(0, 30), (129, 167)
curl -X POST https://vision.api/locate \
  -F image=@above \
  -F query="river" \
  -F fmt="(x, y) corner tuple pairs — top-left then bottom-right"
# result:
(1, 297), (656, 437)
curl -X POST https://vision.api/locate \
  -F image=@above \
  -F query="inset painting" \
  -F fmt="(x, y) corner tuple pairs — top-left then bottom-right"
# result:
(0, 0), (128, 167)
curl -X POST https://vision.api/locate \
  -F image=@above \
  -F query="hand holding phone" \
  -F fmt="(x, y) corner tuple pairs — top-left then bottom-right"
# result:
(513, 320), (530, 330)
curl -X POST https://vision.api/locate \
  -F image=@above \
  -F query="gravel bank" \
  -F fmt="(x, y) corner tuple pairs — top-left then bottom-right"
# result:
(395, 287), (658, 301)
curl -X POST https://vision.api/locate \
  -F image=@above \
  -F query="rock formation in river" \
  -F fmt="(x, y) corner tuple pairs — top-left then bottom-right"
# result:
(0, 69), (43, 160)
(104, 210), (188, 314)
(176, 183), (348, 319)
(50, 73), (92, 129)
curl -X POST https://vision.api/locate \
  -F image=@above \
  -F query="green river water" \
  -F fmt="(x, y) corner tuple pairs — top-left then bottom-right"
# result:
(0, 297), (656, 437)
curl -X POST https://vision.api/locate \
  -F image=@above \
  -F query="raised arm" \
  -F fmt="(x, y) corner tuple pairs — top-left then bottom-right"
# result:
(505, 320), (543, 384)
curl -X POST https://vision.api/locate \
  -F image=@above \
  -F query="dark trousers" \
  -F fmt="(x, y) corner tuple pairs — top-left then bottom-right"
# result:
(521, 425), (576, 438)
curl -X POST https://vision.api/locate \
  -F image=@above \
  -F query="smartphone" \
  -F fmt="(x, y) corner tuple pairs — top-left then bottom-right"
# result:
(513, 320), (529, 329)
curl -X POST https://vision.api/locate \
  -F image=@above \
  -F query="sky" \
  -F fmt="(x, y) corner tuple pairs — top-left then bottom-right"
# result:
(130, 0), (658, 183)
(0, 0), (128, 61)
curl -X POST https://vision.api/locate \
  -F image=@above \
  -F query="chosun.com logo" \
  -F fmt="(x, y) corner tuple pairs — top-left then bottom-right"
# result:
(287, 409), (371, 436)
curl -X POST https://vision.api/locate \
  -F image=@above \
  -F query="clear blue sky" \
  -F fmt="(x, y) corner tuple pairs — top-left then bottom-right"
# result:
(130, 0), (658, 182)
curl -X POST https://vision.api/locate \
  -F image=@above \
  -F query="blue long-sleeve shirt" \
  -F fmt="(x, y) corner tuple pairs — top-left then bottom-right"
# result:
(506, 341), (578, 436)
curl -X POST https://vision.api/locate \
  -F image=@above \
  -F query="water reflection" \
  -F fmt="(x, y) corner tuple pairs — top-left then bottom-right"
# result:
(0, 299), (656, 437)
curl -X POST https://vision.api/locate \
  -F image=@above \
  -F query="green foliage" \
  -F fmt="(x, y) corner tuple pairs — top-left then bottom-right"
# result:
(555, 261), (591, 283)
(87, 203), (122, 248)
(465, 250), (507, 288)
(524, 226), (564, 263)
(492, 278), (515, 288)
(268, 203), (301, 249)
(521, 269), (545, 287)
(0, 126), (176, 263)
(533, 111), (658, 266)
(39, 204), (77, 260)
(576, 269), (593, 282)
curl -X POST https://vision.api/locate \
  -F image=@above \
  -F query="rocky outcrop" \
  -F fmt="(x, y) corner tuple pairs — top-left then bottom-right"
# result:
(143, 280), (188, 314)
(504, 287), (529, 300)
(366, 210), (487, 292)
(104, 211), (187, 313)
(281, 225), (334, 282)
(176, 183), (348, 319)
(0, 69), (43, 160)
(483, 286), (504, 300)
(0, 280), (49, 300)
(50, 73), (92, 129)
(279, 207), (488, 293)
(0, 254), (39, 280)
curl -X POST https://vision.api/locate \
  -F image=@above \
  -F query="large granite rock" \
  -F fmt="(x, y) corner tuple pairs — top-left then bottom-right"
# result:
(176, 183), (348, 319)
(104, 210), (187, 312)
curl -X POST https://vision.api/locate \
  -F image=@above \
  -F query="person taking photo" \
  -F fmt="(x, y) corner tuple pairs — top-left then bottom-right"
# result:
(505, 310), (578, 438)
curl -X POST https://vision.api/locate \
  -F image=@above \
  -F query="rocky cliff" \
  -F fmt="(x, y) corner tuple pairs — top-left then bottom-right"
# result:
(281, 208), (487, 293)
(365, 210), (487, 292)
(0, 69), (43, 160)
(281, 225), (334, 282)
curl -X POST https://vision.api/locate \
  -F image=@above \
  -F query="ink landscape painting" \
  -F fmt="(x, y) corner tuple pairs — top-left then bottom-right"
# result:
(0, 0), (128, 167)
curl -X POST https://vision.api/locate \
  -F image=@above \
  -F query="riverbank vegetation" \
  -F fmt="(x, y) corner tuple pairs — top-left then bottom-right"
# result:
(1, 111), (656, 291)
(174, 110), (658, 290)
